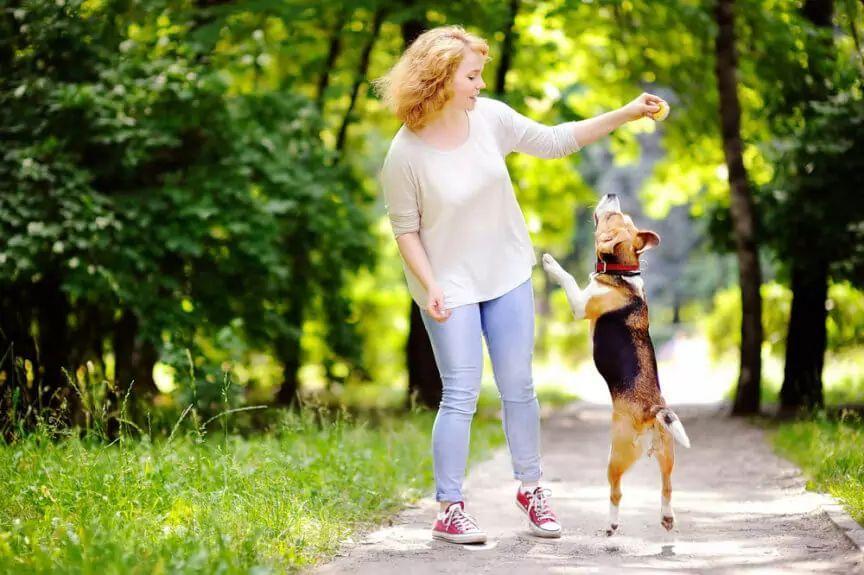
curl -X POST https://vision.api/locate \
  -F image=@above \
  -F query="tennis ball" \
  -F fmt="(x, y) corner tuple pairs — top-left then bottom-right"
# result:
(651, 101), (670, 121)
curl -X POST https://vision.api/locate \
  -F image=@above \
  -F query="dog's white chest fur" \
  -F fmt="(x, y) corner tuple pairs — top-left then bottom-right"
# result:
(622, 275), (645, 299)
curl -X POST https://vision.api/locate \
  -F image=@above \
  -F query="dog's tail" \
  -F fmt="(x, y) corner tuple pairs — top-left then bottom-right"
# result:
(655, 407), (691, 448)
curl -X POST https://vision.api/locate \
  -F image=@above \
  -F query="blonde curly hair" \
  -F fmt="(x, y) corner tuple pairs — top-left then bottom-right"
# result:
(372, 25), (490, 130)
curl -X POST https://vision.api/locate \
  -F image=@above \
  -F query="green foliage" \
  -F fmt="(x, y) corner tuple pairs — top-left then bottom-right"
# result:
(0, 0), (375, 416)
(758, 90), (864, 283)
(703, 282), (864, 359)
(773, 413), (864, 524)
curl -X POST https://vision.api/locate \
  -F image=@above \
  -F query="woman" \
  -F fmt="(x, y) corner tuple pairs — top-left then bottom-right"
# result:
(373, 25), (665, 544)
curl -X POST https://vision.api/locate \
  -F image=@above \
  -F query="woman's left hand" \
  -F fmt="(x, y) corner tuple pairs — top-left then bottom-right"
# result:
(622, 93), (666, 122)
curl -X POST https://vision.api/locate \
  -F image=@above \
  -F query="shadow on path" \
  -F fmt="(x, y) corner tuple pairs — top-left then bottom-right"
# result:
(316, 402), (862, 574)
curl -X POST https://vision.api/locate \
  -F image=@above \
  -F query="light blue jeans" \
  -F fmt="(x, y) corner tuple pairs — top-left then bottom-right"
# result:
(419, 277), (542, 503)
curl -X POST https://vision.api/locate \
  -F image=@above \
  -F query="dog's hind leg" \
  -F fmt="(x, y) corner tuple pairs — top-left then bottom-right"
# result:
(606, 417), (641, 536)
(655, 428), (676, 531)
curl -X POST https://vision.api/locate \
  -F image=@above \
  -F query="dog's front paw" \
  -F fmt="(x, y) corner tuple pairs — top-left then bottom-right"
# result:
(542, 253), (568, 284)
(606, 523), (619, 537)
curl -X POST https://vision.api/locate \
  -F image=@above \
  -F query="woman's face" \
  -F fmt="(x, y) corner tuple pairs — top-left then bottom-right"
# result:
(450, 48), (486, 111)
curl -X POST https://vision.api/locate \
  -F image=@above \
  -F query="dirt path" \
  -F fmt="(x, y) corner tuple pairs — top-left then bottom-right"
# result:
(315, 402), (862, 574)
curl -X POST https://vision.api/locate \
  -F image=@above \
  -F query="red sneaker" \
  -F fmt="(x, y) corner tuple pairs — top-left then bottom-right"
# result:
(516, 486), (562, 538)
(432, 501), (487, 544)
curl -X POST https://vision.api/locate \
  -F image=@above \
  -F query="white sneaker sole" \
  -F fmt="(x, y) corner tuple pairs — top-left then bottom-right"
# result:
(516, 501), (562, 538)
(432, 530), (487, 544)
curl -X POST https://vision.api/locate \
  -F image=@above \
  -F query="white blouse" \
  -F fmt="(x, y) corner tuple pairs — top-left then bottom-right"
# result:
(379, 97), (582, 310)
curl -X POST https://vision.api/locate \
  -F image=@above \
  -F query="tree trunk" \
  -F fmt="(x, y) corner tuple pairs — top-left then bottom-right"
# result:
(494, 0), (520, 98)
(316, 7), (349, 112)
(400, 0), (426, 48)
(336, 6), (386, 152)
(190, 0), (235, 37)
(672, 291), (682, 325)
(72, 302), (107, 380)
(406, 302), (442, 409)
(779, 0), (834, 412)
(715, 0), (763, 416)
(35, 276), (68, 401)
(35, 275), (78, 422)
(114, 311), (160, 396)
(106, 310), (156, 432)
(274, 331), (302, 406)
(113, 310), (137, 395)
(0, 289), (38, 431)
(275, 246), (309, 406)
(780, 260), (829, 412)
(803, 0), (833, 27)
(132, 338), (160, 397)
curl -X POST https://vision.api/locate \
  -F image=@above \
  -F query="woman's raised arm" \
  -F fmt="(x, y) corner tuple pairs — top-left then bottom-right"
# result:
(571, 93), (666, 147)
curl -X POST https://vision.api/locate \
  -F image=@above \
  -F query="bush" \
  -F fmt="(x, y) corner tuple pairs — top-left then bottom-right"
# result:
(702, 281), (864, 359)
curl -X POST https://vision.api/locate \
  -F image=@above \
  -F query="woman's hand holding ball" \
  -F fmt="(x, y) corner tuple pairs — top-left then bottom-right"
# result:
(622, 92), (669, 122)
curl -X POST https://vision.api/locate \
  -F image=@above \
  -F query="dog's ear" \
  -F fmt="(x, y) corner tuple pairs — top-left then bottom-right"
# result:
(635, 231), (661, 254)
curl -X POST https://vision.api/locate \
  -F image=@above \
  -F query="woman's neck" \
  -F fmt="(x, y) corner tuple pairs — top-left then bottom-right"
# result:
(422, 104), (467, 133)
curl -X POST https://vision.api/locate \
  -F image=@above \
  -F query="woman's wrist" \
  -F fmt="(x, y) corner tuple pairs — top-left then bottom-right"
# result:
(614, 106), (635, 126)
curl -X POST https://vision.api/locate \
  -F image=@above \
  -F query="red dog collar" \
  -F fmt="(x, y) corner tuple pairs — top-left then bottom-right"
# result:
(595, 260), (641, 274)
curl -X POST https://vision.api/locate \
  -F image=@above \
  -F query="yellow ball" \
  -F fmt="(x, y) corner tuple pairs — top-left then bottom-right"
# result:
(651, 101), (670, 121)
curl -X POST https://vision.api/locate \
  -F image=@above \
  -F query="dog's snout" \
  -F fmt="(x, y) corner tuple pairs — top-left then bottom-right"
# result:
(594, 194), (621, 225)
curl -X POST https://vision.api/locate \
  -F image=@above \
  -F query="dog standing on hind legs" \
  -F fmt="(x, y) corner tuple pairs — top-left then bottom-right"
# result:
(542, 193), (691, 536)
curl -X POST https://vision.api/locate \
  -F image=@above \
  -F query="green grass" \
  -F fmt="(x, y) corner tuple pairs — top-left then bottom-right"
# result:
(772, 413), (864, 525)
(0, 406), (506, 574)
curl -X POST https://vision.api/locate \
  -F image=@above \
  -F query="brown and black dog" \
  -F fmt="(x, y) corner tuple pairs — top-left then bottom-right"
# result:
(542, 193), (690, 535)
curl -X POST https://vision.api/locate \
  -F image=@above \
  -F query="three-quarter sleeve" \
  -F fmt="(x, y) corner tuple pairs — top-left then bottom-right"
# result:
(379, 151), (421, 238)
(480, 97), (582, 159)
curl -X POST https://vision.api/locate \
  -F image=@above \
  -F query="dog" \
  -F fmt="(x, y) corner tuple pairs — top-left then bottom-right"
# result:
(542, 193), (690, 536)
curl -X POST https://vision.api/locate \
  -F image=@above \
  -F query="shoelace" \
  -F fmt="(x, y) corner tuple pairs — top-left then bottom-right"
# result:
(444, 505), (480, 532)
(528, 488), (556, 522)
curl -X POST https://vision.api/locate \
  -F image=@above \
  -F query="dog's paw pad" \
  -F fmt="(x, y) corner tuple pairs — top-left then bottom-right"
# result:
(606, 524), (618, 536)
(661, 516), (674, 531)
